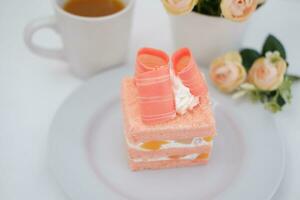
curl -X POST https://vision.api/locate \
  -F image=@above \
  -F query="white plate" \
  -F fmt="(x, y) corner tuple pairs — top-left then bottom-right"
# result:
(48, 66), (285, 200)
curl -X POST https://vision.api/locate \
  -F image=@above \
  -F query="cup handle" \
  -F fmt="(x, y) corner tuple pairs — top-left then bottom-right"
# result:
(24, 16), (65, 60)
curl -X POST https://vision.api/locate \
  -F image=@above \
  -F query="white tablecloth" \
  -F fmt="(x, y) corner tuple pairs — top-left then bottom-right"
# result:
(1, 0), (299, 199)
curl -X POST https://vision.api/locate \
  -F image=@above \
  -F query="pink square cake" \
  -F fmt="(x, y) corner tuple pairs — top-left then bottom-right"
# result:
(121, 48), (216, 171)
(121, 78), (216, 171)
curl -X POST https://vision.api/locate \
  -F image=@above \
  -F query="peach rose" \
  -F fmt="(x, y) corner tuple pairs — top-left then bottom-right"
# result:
(248, 51), (287, 91)
(210, 52), (247, 93)
(161, 0), (198, 15)
(221, 0), (258, 21)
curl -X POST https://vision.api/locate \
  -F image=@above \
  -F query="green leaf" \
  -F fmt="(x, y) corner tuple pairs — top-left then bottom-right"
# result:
(249, 90), (267, 103)
(249, 85), (289, 113)
(279, 76), (293, 103)
(262, 35), (286, 59)
(276, 94), (286, 107)
(263, 90), (282, 113)
(249, 90), (261, 102)
(240, 49), (261, 71)
(265, 91), (277, 101)
(263, 76), (293, 113)
(193, 0), (221, 16)
(257, 2), (266, 9)
(264, 101), (282, 113)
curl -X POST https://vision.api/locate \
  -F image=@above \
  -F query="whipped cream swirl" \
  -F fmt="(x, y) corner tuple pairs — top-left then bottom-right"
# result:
(170, 69), (199, 115)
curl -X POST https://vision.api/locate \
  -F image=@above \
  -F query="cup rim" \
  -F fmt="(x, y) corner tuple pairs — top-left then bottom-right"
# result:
(53, 0), (135, 21)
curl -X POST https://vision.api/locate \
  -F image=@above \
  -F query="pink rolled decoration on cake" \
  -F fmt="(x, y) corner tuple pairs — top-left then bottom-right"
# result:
(172, 48), (208, 97)
(135, 48), (176, 124)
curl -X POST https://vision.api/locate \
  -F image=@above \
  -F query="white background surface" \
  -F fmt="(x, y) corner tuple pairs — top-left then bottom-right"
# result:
(0, 0), (299, 200)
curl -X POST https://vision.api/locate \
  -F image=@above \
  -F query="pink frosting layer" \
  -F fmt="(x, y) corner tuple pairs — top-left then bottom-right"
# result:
(121, 78), (216, 144)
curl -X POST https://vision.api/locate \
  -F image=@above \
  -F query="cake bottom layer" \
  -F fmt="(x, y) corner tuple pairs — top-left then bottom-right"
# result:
(129, 151), (211, 171)
(129, 157), (209, 171)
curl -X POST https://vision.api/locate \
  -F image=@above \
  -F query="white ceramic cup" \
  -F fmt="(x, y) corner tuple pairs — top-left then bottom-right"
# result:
(170, 12), (249, 67)
(24, 0), (135, 79)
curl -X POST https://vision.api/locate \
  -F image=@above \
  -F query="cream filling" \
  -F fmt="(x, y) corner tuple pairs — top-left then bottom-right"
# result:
(126, 137), (211, 152)
(131, 153), (202, 163)
(170, 69), (199, 115)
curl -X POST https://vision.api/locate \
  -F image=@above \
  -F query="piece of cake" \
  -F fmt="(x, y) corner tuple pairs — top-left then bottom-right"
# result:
(121, 48), (216, 171)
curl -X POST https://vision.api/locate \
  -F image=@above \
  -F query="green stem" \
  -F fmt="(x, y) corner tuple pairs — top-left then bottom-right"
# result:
(287, 74), (300, 82)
